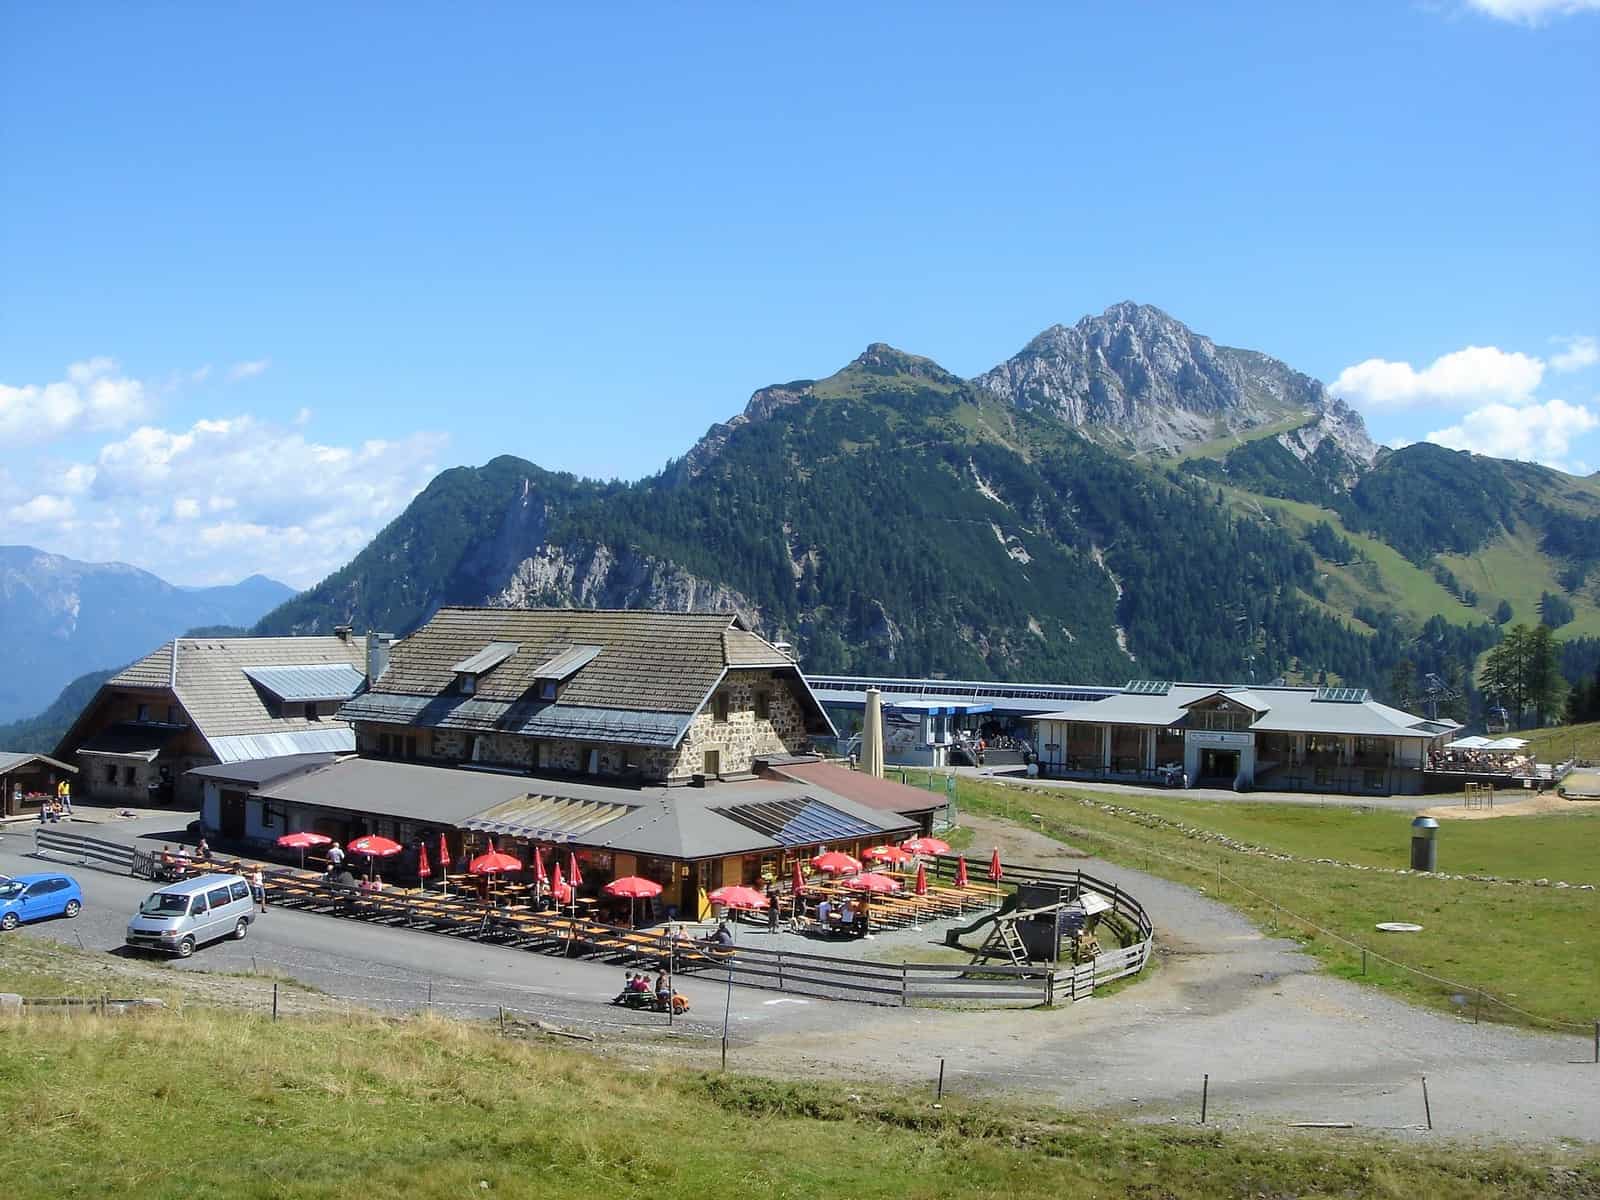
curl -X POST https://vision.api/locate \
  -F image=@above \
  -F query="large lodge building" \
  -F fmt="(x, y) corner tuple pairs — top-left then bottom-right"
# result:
(185, 609), (940, 920)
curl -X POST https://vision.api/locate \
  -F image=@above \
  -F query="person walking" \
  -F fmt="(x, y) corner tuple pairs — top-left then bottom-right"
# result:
(327, 841), (345, 871)
(251, 865), (266, 912)
(765, 882), (781, 933)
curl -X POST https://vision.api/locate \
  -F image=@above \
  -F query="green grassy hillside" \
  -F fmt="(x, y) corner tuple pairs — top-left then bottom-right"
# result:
(0, 944), (1592, 1199)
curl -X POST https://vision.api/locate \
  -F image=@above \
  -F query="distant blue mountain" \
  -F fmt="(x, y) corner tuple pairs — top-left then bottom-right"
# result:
(0, 546), (296, 725)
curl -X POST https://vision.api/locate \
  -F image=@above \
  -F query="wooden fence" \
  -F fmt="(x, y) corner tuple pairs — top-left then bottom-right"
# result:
(264, 855), (1155, 1009)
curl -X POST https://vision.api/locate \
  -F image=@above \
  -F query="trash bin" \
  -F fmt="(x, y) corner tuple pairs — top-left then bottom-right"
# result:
(1410, 816), (1439, 872)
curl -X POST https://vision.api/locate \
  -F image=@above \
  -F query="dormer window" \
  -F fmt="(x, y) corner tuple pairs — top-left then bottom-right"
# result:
(458, 674), (477, 696)
(540, 681), (557, 701)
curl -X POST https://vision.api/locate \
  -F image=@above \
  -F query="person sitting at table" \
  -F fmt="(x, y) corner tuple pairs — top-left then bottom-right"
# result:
(814, 898), (831, 929)
(196, 836), (211, 861)
(329, 865), (358, 891)
(839, 898), (854, 928)
(708, 921), (734, 948)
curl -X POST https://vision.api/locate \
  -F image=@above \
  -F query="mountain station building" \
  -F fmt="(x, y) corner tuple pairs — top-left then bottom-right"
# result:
(194, 608), (940, 919)
(1028, 681), (1459, 794)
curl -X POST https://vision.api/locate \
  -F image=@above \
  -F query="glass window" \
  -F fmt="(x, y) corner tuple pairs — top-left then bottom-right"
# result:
(207, 887), (234, 910)
(714, 692), (730, 723)
(754, 691), (771, 720)
(540, 681), (557, 701)
(229, 881), (250, 902)
(136, 703), (151, 722)
(190, 893), (209, 915)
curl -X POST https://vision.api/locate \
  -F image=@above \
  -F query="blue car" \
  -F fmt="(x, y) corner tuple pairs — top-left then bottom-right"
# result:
(0, 872), (84, 930)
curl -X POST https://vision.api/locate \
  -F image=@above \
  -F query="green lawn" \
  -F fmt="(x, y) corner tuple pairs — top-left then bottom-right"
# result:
(1092, 791), (1600, 880)
(956, 780), (1600, 1029)
(1440, 536), (1600, 639)
(1524, 720), (1600, 766)
(0, 950), (1591, 1199)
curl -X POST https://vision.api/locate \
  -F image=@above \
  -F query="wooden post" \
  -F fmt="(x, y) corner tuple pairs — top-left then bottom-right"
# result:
(1593, 1020), (1598, 1064)
(272, 983), (278, 1021)
(900, 964), (909, 1007)
(1200, 1074), (1209, 1124)
(1361, 949), (1367, 976)
(936, 1057), (945, 1101)
(1421, 1075), (1433, 1130)
(1474, 990), (1482, 1024)
(498, 1005), (505, 1036)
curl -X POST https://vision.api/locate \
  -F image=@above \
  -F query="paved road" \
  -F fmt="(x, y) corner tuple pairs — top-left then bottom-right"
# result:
(5, 812), (1597, 1146)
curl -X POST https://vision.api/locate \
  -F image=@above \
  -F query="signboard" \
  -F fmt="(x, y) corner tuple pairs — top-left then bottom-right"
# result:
(1188, 730), (1253, 749)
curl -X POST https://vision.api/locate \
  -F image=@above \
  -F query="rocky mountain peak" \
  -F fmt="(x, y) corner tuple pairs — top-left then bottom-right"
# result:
(977, 302), (1337, 456)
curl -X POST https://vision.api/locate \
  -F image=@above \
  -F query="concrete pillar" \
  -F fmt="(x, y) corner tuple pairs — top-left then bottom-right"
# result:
(1101, 725), (1112, 769)
(1342, 736), (1355, 765)
(1144, 729), (1157, 771)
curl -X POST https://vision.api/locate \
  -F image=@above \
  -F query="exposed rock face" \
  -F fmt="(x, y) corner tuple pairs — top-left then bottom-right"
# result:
(975, 301), (1333, 454)
(680, 382), (812, 478)
(1276, 397), (1382, 487)
(493, 541), (763, 629)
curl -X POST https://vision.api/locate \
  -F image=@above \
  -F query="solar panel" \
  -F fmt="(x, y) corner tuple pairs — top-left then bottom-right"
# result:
(1124, 679), (1173, 696)
(711, 798), (882, 847)
(1314, 686), (1370, 703)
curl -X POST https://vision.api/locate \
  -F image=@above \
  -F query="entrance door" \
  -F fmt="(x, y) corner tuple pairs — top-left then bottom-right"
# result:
(681, 862), (699, 920)
(220, 790), (247, 838)
(1200, 750), (1239, 781)
(702, 750), (720, 779)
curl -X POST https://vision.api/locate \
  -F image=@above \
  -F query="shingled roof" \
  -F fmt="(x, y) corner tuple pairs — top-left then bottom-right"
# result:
(95, 635), (369, 746)
(345, 607), (832, 748)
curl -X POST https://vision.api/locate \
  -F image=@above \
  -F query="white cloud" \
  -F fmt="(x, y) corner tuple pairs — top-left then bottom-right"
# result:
(20, 413), (450, 586)
(7, 494), (76, 525)
(1333, 345), (1545, 409)
(1550, 335), (1598, 372)
(0, 359), (150, 444)
(228, 359), (271, 381)
(1464, 0), (1600, 23)
(1426, 398), (1599, 470)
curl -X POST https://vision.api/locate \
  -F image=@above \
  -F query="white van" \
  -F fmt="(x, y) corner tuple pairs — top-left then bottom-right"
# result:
(125, 872), (256, 958)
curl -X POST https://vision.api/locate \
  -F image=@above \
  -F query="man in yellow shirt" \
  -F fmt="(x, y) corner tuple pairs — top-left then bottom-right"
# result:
(56, 778), (71, 817)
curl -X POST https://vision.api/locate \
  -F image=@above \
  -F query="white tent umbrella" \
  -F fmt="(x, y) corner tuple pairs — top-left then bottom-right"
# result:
(1445, 736), (1491, 750)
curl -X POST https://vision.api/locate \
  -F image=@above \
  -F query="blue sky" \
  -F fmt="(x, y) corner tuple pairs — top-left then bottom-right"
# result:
(3, 1), (1597, 586)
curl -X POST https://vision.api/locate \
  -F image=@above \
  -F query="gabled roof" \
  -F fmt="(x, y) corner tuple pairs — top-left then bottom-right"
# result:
(1180, 688), (1270, 714)
(0, 751), (77, 775)
(352, 607), (835, 745)
(61, 635), (369, 762)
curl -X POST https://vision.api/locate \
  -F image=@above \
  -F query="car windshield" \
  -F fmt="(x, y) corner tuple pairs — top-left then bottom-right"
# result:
(0, 881), (22, 900)
(139, 892), (191, 916)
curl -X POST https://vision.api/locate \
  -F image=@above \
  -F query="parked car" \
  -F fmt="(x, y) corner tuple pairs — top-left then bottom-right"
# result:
(0, 872), (84, 930)
(125, 872), (255, 958)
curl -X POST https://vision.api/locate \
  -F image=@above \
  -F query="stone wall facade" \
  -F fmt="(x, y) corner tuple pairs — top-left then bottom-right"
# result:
(352, 668), (814, 785)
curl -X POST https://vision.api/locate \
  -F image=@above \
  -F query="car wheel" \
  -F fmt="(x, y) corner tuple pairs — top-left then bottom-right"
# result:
(0, 913), (17, 931)
(232, 918), (249, 941)
(176, 937), (195, 958)
(64, 899), (81, 918)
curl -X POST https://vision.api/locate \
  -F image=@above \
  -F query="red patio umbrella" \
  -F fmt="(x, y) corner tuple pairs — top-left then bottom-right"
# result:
(791, 859), (806, 895)
(862, 845), (912, 866)
(708, 884), (769, 911)
(275, 830), (331, 869)
(349, 834), (402, 878)
(914, 862), (929, 896)
(811, 850), (862, 874)
(843, 871), (901, 894)
(438, 833), (452, 886)
(988, 847), (1003, 883)
(568, 850), (584, 889)
(531, 847), (548, 885)
(416, 842), (432, 886)
(469, 849), (523, 875)
(901, 836), (951, 856)
(954, 855), (969, 888)
(603, 875), (664, 928)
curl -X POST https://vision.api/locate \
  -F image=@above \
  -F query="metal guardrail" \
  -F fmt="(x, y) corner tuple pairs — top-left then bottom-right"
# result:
(31, 828), (138, 874)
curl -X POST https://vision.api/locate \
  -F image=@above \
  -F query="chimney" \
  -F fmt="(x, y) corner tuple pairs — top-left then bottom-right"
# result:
(366, 632), (394, 685)
(169, 639), (179, 689)
(334, 624), (354, 643)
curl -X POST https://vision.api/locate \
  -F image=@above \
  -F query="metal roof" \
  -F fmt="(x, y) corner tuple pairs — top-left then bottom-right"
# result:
(451, 642), (520, 675)
(0, 751), (77, 775)
(242, 664), (367, 703)
(78, 723), (180, 760)
(708, 797), (886, 848)
(186, 752), (343, 788)
(338, 691), (692, 747)
(256, 757), (537, 827)
(529, 644), (602, 679)
(209, 727), (356, 764)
